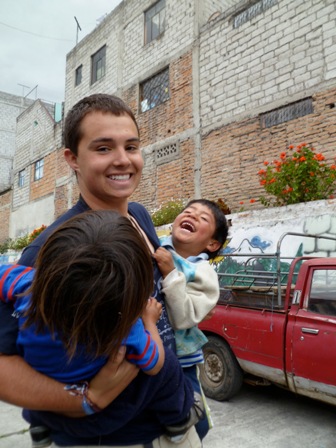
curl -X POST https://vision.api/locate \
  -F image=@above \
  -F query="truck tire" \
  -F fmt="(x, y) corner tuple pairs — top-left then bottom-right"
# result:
(199, 335), (243, 401)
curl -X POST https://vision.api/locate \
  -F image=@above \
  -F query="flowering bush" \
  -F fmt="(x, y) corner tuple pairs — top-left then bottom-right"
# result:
(0, 224), (47, 253)
(258, 144), (336, 207)
(27, 224), (47, 244)
(151, 199), (186, 226)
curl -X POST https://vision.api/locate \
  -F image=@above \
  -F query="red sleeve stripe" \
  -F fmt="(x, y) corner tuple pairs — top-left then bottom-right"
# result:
(138, 343), (157, 370)
(0, 265), (32, 302)
(126, 333), (151, 361)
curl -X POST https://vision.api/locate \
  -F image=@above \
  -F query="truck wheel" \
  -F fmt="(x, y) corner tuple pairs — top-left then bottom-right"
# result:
(199, 335), (243, 401)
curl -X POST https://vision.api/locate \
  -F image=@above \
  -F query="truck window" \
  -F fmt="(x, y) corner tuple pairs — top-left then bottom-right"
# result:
(308, 269), (336, 316)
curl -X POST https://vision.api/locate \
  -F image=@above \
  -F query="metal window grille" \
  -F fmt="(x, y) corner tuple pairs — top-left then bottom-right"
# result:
(34, 159), (44, 181)
(145, 0), (166, 44)
(233, 0), (278, 28)
(260, 98), (313, 128)
(75, 65), (82, 86)
(155, 143), (180, 165)
(91, 46), (106, 84)
(18, 170), (25, 187)
(140, 68), (169, 112)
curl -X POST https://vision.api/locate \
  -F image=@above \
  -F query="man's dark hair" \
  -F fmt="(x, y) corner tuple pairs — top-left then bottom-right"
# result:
(183, 199), (228, 259)
(64, 93), (139, 155)
(24, 210), (153, 360)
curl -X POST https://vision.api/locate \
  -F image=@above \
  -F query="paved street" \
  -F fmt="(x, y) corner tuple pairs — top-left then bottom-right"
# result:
(1, 384), (335, 447)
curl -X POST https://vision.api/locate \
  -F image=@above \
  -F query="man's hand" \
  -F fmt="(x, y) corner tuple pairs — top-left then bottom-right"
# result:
(88, 346), (139, 410)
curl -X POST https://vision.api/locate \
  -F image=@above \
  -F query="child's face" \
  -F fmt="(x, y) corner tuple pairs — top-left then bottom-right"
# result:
(172, 203), (220, 257)
(64, 111), (143, 212)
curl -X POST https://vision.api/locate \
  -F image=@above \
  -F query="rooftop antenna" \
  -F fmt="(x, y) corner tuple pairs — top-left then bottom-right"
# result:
(74, 16), (82, 44)
(18, 83), (30, 97)
(24, 85), (38, 100)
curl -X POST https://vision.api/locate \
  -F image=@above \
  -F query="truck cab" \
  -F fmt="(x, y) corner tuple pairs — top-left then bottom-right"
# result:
(199, 233), (336, 406)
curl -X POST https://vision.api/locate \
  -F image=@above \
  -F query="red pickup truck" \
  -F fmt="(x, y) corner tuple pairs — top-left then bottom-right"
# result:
(199, 232), (336, 406)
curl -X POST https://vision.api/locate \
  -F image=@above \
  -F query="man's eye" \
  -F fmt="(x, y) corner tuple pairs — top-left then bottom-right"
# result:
(97, 146), (109, 152)
(126, 145), (138, 151)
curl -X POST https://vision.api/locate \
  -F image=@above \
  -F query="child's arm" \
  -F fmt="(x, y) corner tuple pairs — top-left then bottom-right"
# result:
(161, 260), (219, 330)
(141, 298), (165, 375)
(153, 247), (175, 278)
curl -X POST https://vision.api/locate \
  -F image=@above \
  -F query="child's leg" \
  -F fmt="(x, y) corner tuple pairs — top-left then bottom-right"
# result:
(182, 365), (210, 440)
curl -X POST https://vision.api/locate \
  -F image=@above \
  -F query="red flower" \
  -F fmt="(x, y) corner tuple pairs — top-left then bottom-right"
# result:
(288, 145), (294, 150)
(239, 201), (244, 205)
(263, 161), (269, 166)
(250, 199), (256, 203)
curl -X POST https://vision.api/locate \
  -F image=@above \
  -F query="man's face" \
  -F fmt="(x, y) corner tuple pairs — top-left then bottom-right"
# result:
(65, 111), (143, 211)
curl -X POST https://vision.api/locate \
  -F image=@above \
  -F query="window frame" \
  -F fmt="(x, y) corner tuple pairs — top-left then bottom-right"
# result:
(140, 67), (169, 113)
(75, 65), (83, 87)
(144, 0), (166, 45)
(91, 46), (106, 85)
(18, 169), (25, 187)
(34, 159), (44, 181)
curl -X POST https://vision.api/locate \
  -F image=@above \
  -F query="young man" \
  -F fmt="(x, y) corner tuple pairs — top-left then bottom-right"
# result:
(0, 94), (202, 447)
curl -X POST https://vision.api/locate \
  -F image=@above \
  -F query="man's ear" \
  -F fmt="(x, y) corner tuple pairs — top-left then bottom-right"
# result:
(64, 148), (78, 172)
(206, 239), (221, 254)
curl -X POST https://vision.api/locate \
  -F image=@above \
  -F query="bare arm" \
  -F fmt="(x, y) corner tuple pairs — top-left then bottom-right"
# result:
(141, 298), (165, 375)
(0, 347), (138, 416)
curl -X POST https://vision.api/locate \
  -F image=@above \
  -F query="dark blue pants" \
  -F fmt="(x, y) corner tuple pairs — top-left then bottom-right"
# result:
(183, 365), (209, 440)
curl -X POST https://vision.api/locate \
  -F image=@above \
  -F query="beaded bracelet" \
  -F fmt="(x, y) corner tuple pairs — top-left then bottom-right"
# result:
(64, 381), (102, 415)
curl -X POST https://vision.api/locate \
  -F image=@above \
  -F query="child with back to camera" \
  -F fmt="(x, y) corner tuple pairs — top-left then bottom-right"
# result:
(0, 210), (165, 384)
(153, 199), (228, 437)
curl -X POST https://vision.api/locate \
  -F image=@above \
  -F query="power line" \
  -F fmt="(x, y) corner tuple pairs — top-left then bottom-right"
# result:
(0, 20), (72, 42)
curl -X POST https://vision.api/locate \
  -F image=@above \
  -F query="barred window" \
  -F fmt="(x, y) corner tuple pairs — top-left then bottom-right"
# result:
(34, 159), (44, 181)
(91, 46), (106, 84)
(140, 68), (169, 112)
(233, 0), (278, 28)
(260, 98), (313, 128)
(145, 0), (166, 44)
(18, 169), (25, 187)
(75, 65), (82, 86)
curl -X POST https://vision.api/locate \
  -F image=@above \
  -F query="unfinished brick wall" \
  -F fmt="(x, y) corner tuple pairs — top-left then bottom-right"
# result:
(0, 189), (11, 243)
(30, 151), (57, 201)
(201, 86), (336, 211)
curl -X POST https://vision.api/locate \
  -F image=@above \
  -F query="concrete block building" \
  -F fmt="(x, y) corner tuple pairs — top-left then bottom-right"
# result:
(2, 0), (336, 242)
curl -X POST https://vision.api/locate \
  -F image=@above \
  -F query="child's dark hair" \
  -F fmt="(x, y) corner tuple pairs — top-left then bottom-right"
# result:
(64, 93), (139, 155)
(184, 199), (228, 259)
(24, 210), (153, 360)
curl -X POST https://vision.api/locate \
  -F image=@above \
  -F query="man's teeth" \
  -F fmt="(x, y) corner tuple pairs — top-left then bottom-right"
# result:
(109, 174), (130, 180)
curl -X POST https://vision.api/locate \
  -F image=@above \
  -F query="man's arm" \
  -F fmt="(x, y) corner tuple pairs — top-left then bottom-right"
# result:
(0, 347), (138, 415)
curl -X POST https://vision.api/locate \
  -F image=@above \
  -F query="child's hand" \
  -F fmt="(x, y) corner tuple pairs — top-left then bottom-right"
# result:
(142, 297), (162, 326)
(153, 247), (175, 278)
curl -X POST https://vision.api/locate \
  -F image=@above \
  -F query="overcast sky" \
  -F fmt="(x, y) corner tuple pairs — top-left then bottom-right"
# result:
(0, 0), (122, 103)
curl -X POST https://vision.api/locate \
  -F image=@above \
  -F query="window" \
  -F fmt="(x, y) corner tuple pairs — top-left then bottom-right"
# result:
(145, 0), (165, 44)
(260, 98), (313, 128)
(140, 68), (169, 112)
(233, 0), (278, 28)
(308, 269), (336, 316)
(34, 159), (44, 181)
(91, 46), (106, 84)
(18, 169), (25, 187)
(75, 65), (82, 86)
